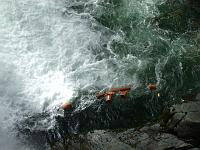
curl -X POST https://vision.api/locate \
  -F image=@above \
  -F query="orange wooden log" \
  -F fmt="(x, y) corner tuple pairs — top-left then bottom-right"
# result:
(119, 90), (129, 97)
(110, 87), (131, 92)
(105, 92), (115, 103)
(110, 88), (120, 92)
(119, 87), (131, 91)
(62, 102), (72, 110)
(96, 93), (106, 99)
(147, 84), (157, 91)
(105, 94), (113, 103)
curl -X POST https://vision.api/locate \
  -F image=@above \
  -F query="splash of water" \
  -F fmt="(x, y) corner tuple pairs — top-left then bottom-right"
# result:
(0, 0), (199, 149)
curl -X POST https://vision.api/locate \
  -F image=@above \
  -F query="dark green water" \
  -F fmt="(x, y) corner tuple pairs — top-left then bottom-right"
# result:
(49, 0), (200, 137)
(67, 0), (200, 109)
(46, 0), (200, 146)
(0, 0), (199, 149)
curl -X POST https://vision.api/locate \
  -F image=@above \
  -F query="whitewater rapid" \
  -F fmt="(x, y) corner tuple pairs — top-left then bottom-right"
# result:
(1, 0), (196, 149)
(0, 0), (99, 149)
(0, 0), (139, 149)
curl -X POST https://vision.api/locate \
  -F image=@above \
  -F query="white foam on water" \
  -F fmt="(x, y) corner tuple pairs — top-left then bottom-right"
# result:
(0, 0), (160, 149)
(0, 0), (104, 149)
(0, 0), (104, 109)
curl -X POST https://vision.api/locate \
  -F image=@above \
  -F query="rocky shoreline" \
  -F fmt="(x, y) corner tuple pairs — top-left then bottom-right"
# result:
(51, 95), (200, 150)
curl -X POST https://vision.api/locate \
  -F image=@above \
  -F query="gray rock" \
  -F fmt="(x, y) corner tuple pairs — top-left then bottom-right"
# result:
(51, 127), (196, 150)
(170, 101), (200, 113)
(166, 101), (200, 146)
(116, 127), (193, 150)
(82, 99), (200, 150)
(175, 112), (200, 138)
(69, 125), (195, 150)
(167, 112), (186, 129)
(86, 130), (134, 150)
(51, 100), (200, 150)
(195, 93), (200, 101)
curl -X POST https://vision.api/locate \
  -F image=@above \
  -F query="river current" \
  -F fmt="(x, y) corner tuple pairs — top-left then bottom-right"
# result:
(0, 0), (199, 149)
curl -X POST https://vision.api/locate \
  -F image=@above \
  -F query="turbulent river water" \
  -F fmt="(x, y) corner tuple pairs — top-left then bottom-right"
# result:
(0, 0), (199, 149)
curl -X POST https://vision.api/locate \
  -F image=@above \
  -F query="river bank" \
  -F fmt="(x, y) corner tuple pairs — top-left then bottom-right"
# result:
(51, 93), (200, 150)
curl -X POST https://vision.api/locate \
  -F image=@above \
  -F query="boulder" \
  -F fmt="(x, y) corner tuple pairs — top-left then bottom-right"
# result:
(51, 125), (199, 150)
(116, 125), (194, 150)
(166, 101), (200, 145)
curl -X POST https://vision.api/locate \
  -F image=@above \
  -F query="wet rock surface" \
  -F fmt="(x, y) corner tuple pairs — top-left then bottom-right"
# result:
(166, 100), (200, 146)
(51, 97), (200, 150)
(51, 124), (199, 150)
